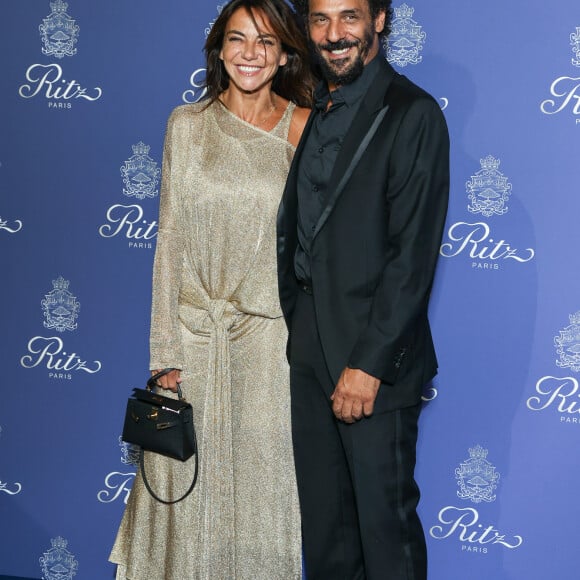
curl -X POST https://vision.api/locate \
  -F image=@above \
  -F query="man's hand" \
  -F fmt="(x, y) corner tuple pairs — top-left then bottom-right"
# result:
(151, 368), (181, 393)
(331, 367), (380, 423)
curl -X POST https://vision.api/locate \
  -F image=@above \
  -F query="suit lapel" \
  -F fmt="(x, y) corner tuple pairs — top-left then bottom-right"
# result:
(312, 59), (396, 241)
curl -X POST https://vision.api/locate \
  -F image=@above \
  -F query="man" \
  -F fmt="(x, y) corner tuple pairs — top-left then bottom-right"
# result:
(276, 0), (449, 578)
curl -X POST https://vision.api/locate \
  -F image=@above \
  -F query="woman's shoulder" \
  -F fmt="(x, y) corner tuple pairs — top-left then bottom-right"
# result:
(291, 105), (310, 128)
(167, 101), (213, 128)
(287, 105), (311, 148)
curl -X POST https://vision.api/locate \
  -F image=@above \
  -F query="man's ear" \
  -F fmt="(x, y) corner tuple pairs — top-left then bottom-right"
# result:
(374, 9), (386, 34)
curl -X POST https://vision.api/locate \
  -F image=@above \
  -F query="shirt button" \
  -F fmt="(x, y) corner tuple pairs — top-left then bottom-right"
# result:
(313, 185), (319, 192)
(318, 147), (324, 153)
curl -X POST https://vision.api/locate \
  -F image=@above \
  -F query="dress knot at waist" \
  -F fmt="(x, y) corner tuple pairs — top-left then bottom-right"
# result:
(179, 299), (242, 337)
(208, 298), (235, 329)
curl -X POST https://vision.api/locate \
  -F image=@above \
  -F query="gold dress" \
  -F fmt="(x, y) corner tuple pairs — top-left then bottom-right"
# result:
(110, 100), (302, 579)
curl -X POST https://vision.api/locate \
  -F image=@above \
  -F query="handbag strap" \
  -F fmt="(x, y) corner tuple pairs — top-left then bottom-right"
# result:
(139, 434), (199, 505)
(140, 367), (199, 504)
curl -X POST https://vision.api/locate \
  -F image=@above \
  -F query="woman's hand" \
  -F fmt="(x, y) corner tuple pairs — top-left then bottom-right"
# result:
(151, 368), (182, 393)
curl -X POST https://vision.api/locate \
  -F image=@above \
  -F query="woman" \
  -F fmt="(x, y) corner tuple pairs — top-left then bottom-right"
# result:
(110, 0), (314, 578)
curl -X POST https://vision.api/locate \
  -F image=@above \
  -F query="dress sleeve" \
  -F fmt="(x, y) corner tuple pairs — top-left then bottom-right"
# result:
(149, 108), (186, 370)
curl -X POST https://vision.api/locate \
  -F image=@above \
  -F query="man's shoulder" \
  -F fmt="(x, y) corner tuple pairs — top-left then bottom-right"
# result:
(369, 58), (439, 111)
(388, 73), (437, 107)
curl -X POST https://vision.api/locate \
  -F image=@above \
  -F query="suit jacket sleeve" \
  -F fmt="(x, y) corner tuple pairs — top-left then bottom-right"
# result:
(347, 97), (449, 384)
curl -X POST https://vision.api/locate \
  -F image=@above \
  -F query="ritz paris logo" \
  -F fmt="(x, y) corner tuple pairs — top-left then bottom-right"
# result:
(20, 277), (102, 380)
(181, 6), (226, 104)
(98, 142), (160, 249)
(97, 437), (138, 505)
(527, 311), (580, 425)
(18, 0), (102, 109)
(440, 156), (535, 270)
(540, 26), (580, 124)
(429, 446), (523, 554)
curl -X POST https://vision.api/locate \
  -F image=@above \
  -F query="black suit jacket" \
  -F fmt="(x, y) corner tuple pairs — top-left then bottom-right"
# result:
(277, 59), (450, 412)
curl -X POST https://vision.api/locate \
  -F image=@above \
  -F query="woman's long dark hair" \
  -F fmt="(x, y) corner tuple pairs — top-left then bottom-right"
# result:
(204, 0), (315, 108)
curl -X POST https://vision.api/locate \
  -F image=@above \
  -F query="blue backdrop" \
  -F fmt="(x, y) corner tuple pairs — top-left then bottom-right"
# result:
(1, 1), (579, 579)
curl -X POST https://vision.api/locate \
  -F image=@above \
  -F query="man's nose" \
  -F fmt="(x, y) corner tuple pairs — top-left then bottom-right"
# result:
(326, 18), (346, 43)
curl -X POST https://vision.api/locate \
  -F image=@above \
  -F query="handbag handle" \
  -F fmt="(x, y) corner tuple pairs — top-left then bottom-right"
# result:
(140, 367), (199, 504)
(147, 367), (185, 400)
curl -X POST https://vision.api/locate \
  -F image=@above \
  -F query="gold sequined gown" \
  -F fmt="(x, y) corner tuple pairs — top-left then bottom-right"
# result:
(110, 100), (302, 579)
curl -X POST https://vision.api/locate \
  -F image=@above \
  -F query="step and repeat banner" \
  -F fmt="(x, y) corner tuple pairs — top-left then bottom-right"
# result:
(1, 1), (578, 579)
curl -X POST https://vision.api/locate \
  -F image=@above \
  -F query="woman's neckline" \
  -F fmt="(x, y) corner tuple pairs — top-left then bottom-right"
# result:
(216, 97), (292, 135)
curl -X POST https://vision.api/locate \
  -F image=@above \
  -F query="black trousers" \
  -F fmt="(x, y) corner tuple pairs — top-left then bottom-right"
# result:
(290, 288), (427, 580)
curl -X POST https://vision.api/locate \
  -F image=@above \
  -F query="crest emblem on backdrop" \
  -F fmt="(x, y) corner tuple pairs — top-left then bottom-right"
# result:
(39, 0), (79, 59)
(119, 436), (140, 467)
(121, 142), (161, 200)
(571, 27), (580, 67)
(205, 5), (225, 37)
(554, 311), (580, 372)
(455, 445), (500, 504)
(41, 276), (80, 333)
(466, 155), (512, 217)
(384, 4), (426, 67)
(39, 536), (79, 580)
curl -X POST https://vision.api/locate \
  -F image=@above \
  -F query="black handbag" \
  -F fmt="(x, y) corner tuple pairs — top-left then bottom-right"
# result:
(122, 368), (199, 504)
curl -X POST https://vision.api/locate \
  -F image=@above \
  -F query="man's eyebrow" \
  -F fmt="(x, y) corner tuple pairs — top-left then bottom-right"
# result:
(309, 9), (362, 17)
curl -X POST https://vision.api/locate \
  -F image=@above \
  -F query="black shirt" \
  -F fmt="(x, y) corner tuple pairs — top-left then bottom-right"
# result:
(294, 56), (381, 284)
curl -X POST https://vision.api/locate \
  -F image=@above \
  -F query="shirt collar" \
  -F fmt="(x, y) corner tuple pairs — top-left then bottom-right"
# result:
(314, 55), (381, 111)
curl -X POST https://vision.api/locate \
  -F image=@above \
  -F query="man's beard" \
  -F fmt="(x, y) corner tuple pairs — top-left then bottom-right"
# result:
(312, 28), (374, 86)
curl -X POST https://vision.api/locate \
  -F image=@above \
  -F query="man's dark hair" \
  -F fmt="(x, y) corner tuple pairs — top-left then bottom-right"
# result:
(291, 0), (393, 39)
